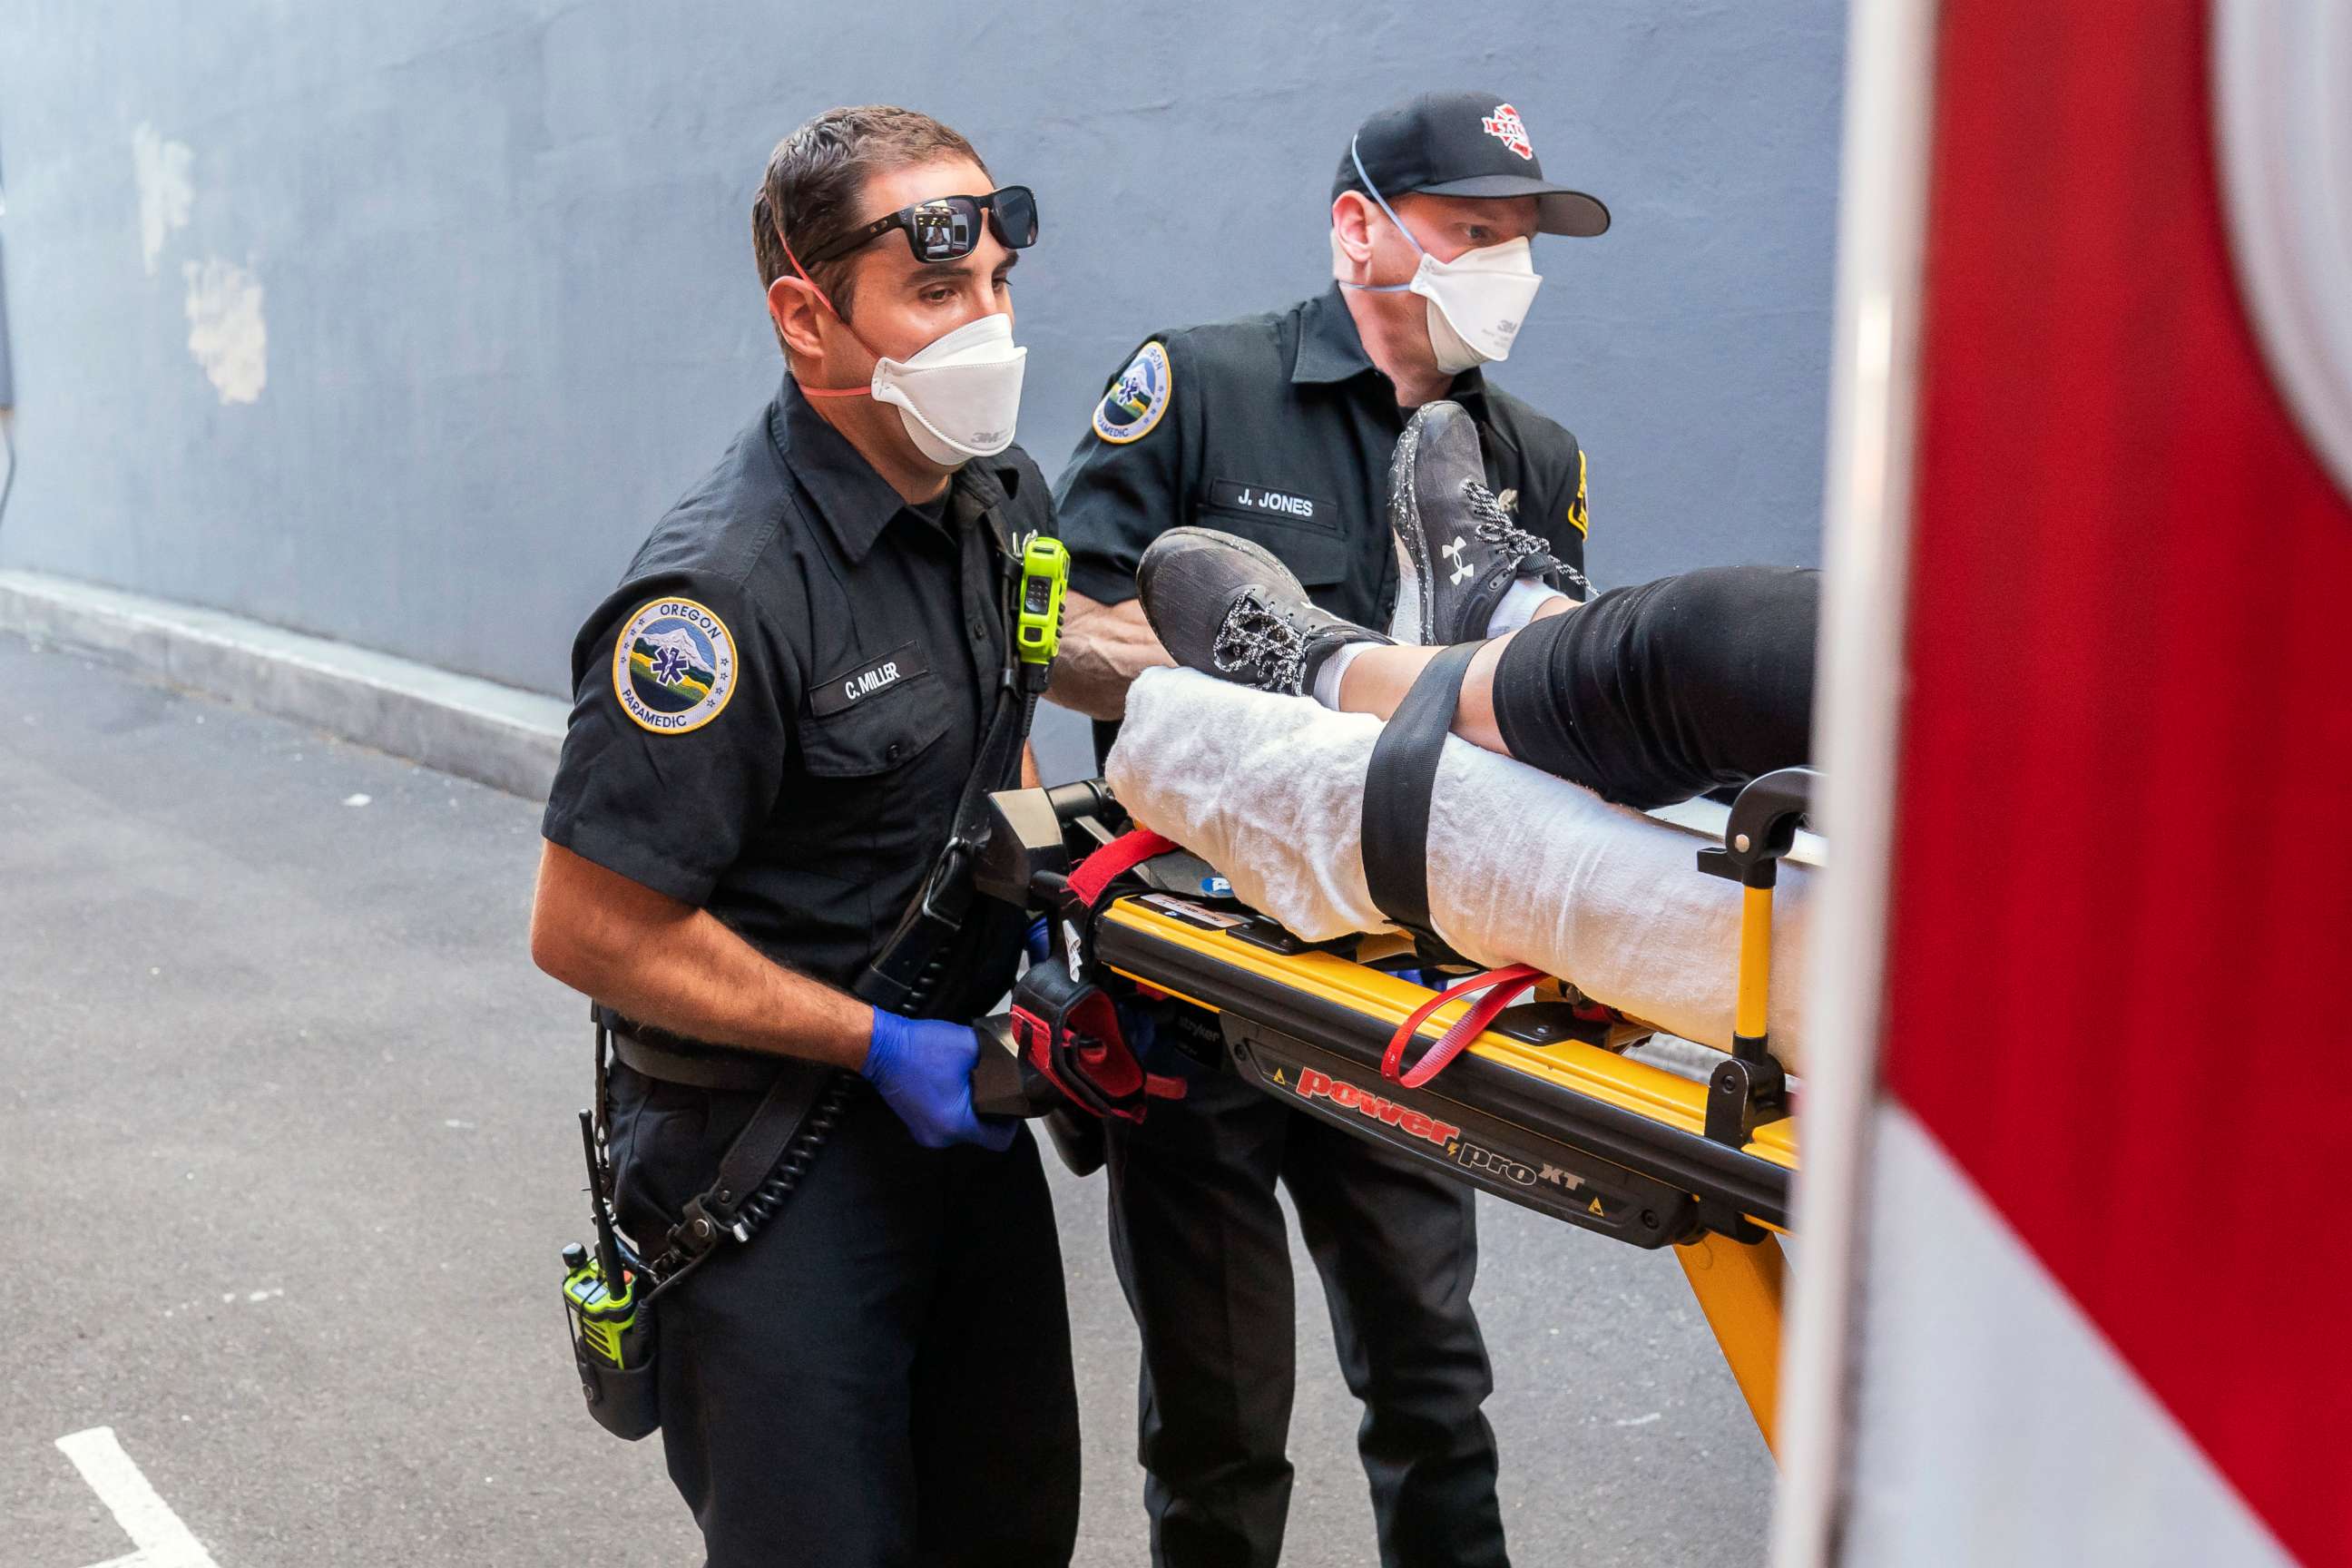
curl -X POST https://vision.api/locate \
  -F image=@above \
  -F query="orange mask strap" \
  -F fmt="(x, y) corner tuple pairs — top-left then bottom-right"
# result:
(772, 211), (874, 400)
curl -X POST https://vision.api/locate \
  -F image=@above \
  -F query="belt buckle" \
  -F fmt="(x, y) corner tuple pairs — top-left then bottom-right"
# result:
(918, 838), (976, 924)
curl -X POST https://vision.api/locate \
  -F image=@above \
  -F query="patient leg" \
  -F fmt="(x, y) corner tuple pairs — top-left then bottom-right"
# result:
(1132, 523), (1818, 808)
(1337, 566), (1820, 808)
(1328, 638), (1512, 750)
(1367, 399), (1813, 802)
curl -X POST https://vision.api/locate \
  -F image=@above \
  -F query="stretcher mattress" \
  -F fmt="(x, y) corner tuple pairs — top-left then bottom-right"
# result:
(1103, 668), (1814, 1067)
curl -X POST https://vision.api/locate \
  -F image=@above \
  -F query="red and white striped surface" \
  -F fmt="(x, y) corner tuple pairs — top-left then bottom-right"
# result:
(1786, 3), (2352, 1563)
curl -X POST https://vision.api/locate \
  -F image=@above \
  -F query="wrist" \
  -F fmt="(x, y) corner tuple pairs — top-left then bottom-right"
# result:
(860, 1005), (895, 1080)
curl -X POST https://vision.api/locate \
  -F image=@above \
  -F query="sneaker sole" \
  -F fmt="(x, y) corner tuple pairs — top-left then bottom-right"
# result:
(1387, 424), (1436, 646)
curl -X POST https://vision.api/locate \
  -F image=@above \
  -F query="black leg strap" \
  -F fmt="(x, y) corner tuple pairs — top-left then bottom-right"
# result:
(1360, 641), (1482, 946)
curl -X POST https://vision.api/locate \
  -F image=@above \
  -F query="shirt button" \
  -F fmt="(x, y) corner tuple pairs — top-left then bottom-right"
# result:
(886, 740), (905, 763)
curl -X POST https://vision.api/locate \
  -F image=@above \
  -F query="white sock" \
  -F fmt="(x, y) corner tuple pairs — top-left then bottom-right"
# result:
(1312, 640), (1377, 710)
(1485, 578), (1573, 639)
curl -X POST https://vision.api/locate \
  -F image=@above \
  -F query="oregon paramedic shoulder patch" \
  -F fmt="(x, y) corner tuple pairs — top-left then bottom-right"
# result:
(1092, 342), (1171, 445)
(612, 597), (738, 734)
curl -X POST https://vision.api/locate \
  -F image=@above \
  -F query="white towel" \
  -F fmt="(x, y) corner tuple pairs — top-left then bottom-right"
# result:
(1103, 667), (1812, 1067)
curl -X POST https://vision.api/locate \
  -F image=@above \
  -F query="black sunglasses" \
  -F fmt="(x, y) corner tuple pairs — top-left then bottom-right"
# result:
(802, 186), (1040, 268)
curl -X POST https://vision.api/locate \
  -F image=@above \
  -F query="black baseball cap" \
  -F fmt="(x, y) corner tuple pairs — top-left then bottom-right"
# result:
(1333, 91), (1610, 239)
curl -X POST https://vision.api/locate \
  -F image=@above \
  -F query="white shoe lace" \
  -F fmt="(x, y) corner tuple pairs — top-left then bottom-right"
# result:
(1460, 480), (1552, 566)
(1463, 479), (1591, 595)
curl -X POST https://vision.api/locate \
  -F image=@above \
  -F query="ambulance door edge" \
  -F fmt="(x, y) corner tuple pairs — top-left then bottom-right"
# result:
(1767, 0), (1941, 1562)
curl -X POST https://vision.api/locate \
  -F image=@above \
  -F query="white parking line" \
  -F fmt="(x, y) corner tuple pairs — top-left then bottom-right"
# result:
(53, 1426), (220, 1568)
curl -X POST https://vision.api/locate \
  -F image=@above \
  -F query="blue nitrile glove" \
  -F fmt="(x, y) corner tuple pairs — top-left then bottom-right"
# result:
(1024, 916), (1053, 965)
(862, 1007), (1016, 1152)
(1114, 991), (1211, 1083)
(1113, 995), (1160, 1063)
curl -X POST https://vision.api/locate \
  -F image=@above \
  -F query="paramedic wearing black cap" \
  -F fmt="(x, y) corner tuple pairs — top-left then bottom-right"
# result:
(528, 106), (1078, 1567)
(1047, 92), (1608, 1568)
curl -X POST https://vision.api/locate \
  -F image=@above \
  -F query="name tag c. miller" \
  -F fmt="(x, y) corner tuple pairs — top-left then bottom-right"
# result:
(809, 641), (932, 718)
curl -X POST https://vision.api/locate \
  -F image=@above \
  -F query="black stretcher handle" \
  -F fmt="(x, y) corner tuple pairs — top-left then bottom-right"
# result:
(1696, 768), (1818, 889)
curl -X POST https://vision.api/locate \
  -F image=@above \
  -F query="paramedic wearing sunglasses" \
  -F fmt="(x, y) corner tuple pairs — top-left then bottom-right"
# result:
(1047, 92), (1608, 1568)
(529, 106), (1077, 1567)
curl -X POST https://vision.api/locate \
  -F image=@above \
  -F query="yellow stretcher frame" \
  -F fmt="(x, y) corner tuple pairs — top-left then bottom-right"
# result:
(1095, 897), (1796, 1454)
(1100, 904), (1799, 1177)
(1085, 767), (1816, 1455)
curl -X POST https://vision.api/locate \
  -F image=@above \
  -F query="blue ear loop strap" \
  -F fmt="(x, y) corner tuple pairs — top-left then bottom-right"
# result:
(1341, 135), (1423, 294)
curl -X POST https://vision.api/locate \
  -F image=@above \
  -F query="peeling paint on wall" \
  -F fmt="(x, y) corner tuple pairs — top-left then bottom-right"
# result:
(181, 258), (266, 404)
(11, 2), (1845, 700)
(132, 122), (193, 276)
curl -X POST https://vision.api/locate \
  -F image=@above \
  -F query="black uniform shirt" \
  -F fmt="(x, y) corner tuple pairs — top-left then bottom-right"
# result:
(1054, 284), (1591, 630)
(542, 376), (1049, 1021)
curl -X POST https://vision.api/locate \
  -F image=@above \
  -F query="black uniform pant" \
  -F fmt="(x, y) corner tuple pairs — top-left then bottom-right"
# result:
(1493, 564), (1819, 809)
(609, 1063), (1082, 1568)
(1107, 1063), (1506, 1568)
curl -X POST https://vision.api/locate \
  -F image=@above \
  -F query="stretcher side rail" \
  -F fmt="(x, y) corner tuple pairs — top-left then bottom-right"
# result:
(969, 771), (1808, 1242)
(1096, 906), (1791, 1239)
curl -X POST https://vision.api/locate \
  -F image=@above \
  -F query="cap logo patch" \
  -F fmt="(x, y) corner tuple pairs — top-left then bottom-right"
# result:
(1093, 341), (1171, 446)
(1482, 103), (1534, 161)
(612, 597), (738, 734)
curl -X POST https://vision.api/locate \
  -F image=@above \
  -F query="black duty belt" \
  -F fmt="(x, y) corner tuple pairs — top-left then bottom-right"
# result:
(606, 1019), (789, 1093)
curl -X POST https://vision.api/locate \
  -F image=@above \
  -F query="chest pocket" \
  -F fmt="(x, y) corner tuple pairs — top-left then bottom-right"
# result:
(1193, 477), (1346, 587)
(798, 642), (951, 778)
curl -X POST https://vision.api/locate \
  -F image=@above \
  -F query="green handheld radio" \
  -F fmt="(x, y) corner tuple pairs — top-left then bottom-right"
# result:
(1015, 535), (1069, 688)
(563, 1110), (660, 1440)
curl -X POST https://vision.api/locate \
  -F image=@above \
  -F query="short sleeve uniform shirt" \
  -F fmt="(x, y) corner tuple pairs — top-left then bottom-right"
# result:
(542, 377), (1050, 1022)
(1053, 284), (1592, 627)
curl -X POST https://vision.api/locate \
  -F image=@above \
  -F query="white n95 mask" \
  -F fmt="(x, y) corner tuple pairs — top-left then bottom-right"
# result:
(868, 312), (1028, 466)
(1403, 237), (1543, 372)
(773, 213), (1028, 465)
(1339, 135), (1544, 373)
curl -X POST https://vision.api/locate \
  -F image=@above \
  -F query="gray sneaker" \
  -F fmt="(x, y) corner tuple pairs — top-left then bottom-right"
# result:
(1387, 400), (1584, 645)
(1136, 526), (1390, 697)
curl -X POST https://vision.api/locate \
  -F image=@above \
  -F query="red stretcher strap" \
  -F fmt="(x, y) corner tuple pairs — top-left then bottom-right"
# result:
(1381, 965), (1546, 1089)
(1066, 828), (1178, 908)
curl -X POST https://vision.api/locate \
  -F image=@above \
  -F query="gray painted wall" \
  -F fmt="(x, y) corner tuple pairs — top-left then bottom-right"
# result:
(0, 1), (1844, 749)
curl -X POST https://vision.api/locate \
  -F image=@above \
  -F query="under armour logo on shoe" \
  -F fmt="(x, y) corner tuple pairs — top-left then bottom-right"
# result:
(1443, 536), (1475, 585)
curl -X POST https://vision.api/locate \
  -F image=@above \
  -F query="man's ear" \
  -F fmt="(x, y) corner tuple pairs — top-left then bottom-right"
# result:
(767, 274), (832, 363)
(1330, 193), (1379, 269)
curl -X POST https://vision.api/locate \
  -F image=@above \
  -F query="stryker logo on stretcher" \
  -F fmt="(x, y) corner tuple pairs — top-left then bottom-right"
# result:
(1293, 1068), (1460, 1147)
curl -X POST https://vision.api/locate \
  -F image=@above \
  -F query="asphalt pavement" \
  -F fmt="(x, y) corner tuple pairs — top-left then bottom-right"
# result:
(0, 631), (1774, 1566)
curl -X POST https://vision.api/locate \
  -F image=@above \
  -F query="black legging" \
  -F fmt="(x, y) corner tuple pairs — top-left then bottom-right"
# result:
(1489, 565), (1818, 808)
